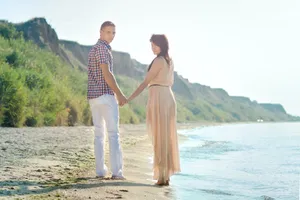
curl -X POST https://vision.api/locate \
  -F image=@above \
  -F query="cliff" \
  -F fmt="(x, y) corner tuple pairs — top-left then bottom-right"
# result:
(2, 17), (297, 123)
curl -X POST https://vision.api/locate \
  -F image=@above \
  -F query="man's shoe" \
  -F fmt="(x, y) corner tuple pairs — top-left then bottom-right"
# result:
(111, 176), (126, 180)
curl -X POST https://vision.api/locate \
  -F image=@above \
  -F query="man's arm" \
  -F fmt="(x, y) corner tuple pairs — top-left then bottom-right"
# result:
(95, 46), (126, 105)
(100, 63), (124, 97)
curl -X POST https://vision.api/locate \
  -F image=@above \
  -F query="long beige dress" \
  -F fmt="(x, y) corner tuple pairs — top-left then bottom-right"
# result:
(146, 56), (181, 182)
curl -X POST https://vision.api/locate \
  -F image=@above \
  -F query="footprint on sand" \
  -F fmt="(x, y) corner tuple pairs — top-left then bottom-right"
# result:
(106, 191), (123, 199)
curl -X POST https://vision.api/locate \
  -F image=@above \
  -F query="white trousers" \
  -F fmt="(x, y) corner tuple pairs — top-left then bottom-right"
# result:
(89, 94), (123, 177)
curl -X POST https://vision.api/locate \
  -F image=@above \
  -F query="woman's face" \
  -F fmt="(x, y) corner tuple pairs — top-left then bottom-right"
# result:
(151, 42), (161, 55)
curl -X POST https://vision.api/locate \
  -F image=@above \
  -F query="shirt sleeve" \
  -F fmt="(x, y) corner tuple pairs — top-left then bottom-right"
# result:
(95, 44), (109, 65)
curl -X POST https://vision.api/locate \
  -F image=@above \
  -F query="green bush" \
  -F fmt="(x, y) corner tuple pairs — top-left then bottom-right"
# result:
(6, 51), (19, 67)
(0, 23), (23, 40)
(82, 104), (92, 126)
(0, 64), (27, 127)
(25, 115), (42, 127)
(66, 100), (79, 126)
(0, 27), (91, 127)
(0, 106), (3, 125)
(43, 112), (57, 126)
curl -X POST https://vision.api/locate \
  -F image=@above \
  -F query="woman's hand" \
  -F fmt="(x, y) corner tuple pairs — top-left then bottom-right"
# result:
(127, 96), (133, 102)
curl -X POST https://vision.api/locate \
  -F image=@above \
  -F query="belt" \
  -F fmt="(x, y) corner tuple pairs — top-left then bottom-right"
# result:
(149, 84), (170, 88)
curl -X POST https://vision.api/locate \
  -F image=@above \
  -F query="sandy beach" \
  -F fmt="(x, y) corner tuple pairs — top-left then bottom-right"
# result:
(0, 122), (217, 200)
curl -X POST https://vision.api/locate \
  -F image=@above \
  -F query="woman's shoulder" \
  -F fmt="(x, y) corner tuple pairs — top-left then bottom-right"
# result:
(153, 56), (165, 65)
(155, 56), (173, 62)
(153, 56), (174, 68)
(155, 56), (165, 61)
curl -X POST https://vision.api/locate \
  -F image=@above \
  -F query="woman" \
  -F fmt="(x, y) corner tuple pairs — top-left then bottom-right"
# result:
(128, 34), (181, 186)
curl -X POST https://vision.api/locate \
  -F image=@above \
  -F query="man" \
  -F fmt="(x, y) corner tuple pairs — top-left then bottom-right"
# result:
(87, 21), (126, 179)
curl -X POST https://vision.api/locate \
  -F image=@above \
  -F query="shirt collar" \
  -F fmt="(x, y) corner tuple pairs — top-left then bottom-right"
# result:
(98, 39), (111, 50)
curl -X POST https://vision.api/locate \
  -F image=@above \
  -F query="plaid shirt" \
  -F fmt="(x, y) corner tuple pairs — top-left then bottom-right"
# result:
(87, 39), (114, 99)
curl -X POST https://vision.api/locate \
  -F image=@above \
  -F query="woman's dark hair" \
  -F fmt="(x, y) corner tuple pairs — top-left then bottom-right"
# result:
(148, 34), (170, 71)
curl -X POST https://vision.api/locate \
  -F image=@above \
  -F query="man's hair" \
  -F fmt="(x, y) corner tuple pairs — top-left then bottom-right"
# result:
(100, 21), (115, 30)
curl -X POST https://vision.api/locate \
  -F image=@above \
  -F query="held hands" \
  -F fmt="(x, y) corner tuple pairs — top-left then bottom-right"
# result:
(117, 94), (129, 107)
(117, 93), (135, 107)
(117, 94), (127, 106)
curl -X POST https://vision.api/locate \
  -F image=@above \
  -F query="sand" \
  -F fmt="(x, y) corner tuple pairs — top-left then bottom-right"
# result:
(0, 122), (216, 200)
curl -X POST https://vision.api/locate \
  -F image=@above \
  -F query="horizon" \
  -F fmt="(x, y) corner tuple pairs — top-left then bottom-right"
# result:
(1, 0), (299, 115)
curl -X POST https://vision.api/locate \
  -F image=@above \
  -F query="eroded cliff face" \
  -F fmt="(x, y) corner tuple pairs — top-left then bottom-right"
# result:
(7, 17), (296, 122)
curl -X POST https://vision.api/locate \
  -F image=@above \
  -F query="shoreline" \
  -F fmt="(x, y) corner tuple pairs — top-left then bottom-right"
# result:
(1, 121), (297, 199)
(0, 122), (212, 200)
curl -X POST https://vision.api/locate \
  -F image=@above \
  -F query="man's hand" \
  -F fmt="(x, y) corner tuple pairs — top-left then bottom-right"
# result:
(117, 94), (127, 106)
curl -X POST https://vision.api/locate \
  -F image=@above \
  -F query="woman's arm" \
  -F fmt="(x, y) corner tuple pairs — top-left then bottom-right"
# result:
(128, 57), (164, 101)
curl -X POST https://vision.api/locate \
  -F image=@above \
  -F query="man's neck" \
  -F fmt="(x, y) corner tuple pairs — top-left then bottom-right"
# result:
(99, 38), (110, 44)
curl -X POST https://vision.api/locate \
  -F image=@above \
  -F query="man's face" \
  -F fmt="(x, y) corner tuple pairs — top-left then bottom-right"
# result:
(100, 26), (116, 44)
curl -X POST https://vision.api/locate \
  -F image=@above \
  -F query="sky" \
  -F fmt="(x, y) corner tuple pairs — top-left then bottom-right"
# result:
(1, 0), (299, 115)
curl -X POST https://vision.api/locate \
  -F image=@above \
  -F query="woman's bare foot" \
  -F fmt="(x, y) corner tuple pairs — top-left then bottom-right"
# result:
(155, 179), (169, 186)
(166, 180), (170, 185)
(155, 180), (165, 186)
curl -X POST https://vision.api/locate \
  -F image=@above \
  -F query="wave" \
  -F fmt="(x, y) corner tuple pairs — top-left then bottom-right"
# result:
(180, 140), (252, 160)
